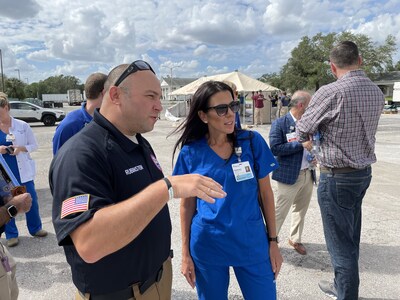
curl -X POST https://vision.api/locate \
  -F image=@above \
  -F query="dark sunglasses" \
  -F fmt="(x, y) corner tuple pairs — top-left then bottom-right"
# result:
(114, 60), (155, 87)
(206, 101), (240, 117)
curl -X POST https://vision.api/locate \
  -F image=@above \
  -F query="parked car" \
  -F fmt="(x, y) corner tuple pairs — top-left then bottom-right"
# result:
(9, 101), (66, 126)
(382, 104), (398, 114)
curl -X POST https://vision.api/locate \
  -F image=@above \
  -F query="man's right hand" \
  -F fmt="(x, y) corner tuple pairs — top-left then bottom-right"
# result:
(169, 174), (227, 203)
(9, 193), (32, 214)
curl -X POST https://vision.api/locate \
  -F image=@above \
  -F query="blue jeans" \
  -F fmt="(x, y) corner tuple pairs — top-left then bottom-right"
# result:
(318, 167), (371, 300)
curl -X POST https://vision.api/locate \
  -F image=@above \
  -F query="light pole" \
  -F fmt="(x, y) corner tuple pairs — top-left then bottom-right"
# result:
(25, 78), (29, 84)
(14, 69), (20, 80)
(0, 49), (4, 92)
(168, 66), (181, 101)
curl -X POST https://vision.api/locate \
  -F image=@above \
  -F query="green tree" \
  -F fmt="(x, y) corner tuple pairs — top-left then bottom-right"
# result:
(5, 78), (26, 100)
(258, 73), (282, 91)
(35, 75), (82, 99)
(394, 60), (400, 71)
(24, 82), (40, 98)
(260, 32), (397, 92)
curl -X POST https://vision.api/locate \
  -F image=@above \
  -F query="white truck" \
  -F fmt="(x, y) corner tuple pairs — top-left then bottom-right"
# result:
(42, 94), (68, 108)
(67, 89), (83, 106)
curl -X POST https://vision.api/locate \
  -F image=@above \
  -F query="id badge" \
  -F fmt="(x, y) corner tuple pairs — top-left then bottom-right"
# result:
(6, 133), (15, 142)
(286, 132), (297, 142)
(232, 161), (254, 182)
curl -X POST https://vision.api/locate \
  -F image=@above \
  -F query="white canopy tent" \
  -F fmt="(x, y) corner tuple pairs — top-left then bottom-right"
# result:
(170, 70), (279, 96)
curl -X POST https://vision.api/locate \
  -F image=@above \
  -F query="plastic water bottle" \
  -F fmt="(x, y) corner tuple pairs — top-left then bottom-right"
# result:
(307, 152), (315, 170)
(311, 131), (323, 161)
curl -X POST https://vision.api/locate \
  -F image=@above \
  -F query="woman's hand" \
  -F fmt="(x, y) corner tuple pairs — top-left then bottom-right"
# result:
(269, 242), (283, 279)
(10, 146), (22, 155)
(181, 253), (196, 288)
(0, 145), (9, 155)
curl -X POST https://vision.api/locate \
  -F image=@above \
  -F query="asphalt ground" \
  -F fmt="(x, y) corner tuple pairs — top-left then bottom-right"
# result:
(3, 105), (399, 300)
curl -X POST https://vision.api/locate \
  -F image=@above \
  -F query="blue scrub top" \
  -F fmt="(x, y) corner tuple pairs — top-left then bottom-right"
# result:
(173, 130), (278, 266)
(52, 103), (92, 155)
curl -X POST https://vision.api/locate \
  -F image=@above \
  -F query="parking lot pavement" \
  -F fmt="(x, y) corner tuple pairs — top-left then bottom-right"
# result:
(4, 113), (400, 299)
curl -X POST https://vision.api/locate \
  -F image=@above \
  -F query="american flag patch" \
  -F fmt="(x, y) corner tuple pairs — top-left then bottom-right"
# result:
(61, 194), (90, 219)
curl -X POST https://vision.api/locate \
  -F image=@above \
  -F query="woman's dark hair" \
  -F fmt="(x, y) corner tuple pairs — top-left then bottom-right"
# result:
(171, 80), (235, 161)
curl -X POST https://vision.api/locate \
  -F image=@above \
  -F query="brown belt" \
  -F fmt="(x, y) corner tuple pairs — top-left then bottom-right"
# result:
(320, 166), (368, 174)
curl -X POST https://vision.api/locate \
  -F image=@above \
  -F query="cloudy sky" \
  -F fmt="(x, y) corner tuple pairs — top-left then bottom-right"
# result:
(1, 0), (400, 84)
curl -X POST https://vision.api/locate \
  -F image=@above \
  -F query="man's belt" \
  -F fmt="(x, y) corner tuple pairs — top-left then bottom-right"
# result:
(87, 249), (173, 300)
(320, 166), (369, 174)
(86, 264), (162, 300)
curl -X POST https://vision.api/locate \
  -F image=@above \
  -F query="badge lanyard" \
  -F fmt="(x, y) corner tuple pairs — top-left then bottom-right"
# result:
(234, 146), (242, 163)
(232, 141), (254, 182)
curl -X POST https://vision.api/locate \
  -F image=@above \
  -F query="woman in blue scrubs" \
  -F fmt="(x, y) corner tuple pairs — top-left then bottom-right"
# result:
(0, 92), (47, 247)
(172, 81), (283, 299)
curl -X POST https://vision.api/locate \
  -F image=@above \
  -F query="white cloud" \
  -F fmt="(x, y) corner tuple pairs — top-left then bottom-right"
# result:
(0, 0), (399, 83)
(194, 45), (208, 56)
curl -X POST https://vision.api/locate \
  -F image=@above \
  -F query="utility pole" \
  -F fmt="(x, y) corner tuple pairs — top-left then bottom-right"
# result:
(15, 69), (20, 80)
(169, 65), (181, 101)
(0, 49), (4, 92)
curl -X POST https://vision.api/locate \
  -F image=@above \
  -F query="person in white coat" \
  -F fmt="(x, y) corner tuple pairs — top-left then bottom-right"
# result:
(0, 92), (47, 247)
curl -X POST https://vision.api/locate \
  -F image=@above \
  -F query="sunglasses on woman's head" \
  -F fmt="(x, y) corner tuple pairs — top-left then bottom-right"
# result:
(206, 101), (240, 117)
(114, 60), (155, 87)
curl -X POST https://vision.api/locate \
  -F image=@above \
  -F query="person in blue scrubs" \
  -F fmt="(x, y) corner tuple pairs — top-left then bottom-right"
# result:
(172, 81), (283, 300)
(52, 72), (107, 155)
(0, 92), (47, 247)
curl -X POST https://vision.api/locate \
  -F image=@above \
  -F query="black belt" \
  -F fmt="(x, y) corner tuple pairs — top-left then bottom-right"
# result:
(320, 166), (369, 174)
(87, 250), (173, 300)
(87, 266), (162, 300)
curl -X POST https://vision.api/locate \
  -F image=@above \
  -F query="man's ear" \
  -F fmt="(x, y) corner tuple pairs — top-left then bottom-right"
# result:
(108, 86), (122, 105)
(330, 62), (337, 78)
(198, 110), (208, 124)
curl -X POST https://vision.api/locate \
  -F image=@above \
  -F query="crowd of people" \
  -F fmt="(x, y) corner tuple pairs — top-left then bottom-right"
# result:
(0, 40), (384, 300)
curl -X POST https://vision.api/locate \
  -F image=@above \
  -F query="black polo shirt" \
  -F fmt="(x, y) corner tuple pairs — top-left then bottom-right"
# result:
(49, 109), (171, 295)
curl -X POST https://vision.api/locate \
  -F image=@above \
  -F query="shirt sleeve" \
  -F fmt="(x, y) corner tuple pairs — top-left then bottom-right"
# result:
(296, 87), (333, 142)
(250, 131), (279, 179)
(172, 146), (191, 176)
(50, 146), (115, 246)
(23, 122), (38, 153)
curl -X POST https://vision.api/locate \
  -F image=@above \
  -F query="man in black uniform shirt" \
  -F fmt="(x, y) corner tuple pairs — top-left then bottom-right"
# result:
(49, 60), (226, 300)
(0, 192), (31, 300)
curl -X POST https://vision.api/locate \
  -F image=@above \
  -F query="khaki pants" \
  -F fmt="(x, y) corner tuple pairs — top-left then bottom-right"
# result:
(76, 258), (172, 300)
(254, 108), (263, 125)
(278, 106), (288, 118)
(275, 169), (313, 242)
(0, 243), (18, 300)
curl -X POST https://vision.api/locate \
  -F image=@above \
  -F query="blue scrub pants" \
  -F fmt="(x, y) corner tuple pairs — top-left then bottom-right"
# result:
(194, 259), (276, 300)
(5, 180), (43, 239)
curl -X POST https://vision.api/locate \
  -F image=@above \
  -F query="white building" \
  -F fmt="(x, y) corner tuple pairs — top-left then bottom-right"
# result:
(160, 76), (196, 101)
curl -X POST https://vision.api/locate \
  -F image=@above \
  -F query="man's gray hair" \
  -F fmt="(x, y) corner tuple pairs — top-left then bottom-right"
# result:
(289, 91), (311, 108)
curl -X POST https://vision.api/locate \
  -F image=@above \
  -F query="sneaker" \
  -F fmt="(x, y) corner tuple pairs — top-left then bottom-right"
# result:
(318, 280), (337, 299)
(33, 229), (48, 237)
(7, 237), (19, 247)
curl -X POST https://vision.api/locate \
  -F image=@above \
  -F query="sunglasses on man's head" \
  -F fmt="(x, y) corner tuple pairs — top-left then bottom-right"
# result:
(114, 60), (155, 87)
(206, 101), (240, 117)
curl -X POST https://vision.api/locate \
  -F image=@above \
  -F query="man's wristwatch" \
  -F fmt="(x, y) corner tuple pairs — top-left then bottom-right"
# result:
(268, 236), (279, 243)
(6, 205), (18, 218)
